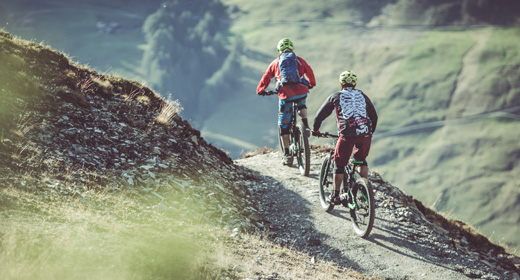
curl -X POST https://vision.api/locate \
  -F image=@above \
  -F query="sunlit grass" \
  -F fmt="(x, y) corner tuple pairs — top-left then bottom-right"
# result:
(0, 184), (371, 280)
(156, 97), (183, 125)
(0, 186), (213, 280)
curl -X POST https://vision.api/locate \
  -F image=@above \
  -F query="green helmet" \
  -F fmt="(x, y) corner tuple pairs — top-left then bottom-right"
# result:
(277, 38), (294, 53)
(339, 71), (357, 87)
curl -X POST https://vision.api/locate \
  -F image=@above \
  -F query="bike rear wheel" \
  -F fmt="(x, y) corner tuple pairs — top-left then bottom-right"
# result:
(318, 156), (334, 212)
(296, 125), (310, 176)
(349, 178), (375, 238)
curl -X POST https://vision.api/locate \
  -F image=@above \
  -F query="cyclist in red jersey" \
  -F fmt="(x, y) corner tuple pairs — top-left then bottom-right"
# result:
(257, 38), (316, 166)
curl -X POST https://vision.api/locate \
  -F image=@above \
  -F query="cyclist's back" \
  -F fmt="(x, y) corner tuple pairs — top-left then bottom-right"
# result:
(256, 38), (316, 166)
(312, 70), (377, 204)
(313, 87), (377, 138)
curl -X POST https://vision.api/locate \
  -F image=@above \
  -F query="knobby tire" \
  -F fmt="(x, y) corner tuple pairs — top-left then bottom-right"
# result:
(349, 177), (375, 238)
(296, 124), (310, 176)
(318, 156), (334, 212)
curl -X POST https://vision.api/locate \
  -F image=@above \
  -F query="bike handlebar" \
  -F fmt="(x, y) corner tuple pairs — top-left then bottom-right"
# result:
(258, 90), (277, 96)
(314, 132), (339, 138)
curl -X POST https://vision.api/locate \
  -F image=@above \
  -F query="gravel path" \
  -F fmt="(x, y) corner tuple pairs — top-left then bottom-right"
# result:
(236, 151), (520, 280)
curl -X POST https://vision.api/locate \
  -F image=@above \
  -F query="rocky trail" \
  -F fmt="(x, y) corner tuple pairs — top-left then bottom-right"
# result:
(236, 151), (520, 280)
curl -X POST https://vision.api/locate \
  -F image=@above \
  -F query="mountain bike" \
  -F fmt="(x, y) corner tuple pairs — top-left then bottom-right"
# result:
(260, 90), (310, 176)
(315, 132), (375, 238)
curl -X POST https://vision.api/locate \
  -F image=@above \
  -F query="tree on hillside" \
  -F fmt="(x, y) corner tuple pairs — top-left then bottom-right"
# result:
(141, 0), (235, 123)
(197, 37), (243, 121)
(346, 0), (395, 24)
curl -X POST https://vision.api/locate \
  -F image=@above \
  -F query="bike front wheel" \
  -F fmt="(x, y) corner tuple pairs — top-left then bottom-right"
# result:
(296, 124), (310, 176)
(318, 156), (334, 212)
(349, 178), (375, 238)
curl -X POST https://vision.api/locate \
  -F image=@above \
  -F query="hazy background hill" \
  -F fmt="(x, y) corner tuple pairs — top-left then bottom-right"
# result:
(2, 0), (519, 251)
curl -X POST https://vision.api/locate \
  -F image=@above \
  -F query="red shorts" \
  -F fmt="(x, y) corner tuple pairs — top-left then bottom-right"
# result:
(334, 135), (372, 173)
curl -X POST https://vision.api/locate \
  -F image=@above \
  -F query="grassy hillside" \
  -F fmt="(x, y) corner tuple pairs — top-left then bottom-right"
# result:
(370, 27), (520, 248)
(0, 30), (207, 279)
(0, 29), (239, 279)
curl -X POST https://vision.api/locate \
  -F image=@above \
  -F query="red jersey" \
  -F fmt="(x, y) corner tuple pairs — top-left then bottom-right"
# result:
(257, 55), (316, 100)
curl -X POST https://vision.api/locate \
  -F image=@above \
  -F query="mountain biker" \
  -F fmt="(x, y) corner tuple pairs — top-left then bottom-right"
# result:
(257, 38), (316, 167)
(312, 71), (378, 205)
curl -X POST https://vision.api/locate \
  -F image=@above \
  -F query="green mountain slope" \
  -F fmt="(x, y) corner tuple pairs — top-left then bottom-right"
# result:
(369, 27), (520, 247)
(208, 0), (520, 250)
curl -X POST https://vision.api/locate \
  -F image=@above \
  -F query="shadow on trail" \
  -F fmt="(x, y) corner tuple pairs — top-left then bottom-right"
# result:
(367, 232), (456, 272)
(240, 165), (364, 271)
(237, 152), (508, 279)
(324, 201), (462, 274)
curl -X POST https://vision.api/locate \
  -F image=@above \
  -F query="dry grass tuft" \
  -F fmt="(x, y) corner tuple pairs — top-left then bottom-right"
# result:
(311, 144), (335, 154)
(156, 98), (183, 125)
(241, 146), (277, 159)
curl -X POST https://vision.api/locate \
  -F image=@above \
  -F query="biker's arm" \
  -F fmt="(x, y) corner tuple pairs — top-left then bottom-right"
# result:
(297, 57), (316, 88)
(312, 94), (335, 132)
(363, 93), (378, 133)
(256, 60), (277, 94)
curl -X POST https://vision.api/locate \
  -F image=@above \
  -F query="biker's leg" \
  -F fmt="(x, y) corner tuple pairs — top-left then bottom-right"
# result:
(298, 107), (307, 119)
(297, 98), (310, 129)
(353, 135), (372, 179)
(280, 131), (293, 166)
(278, 110), (293, 166)
(358, 166), (368, 178)
(298, 105), (310, 137)
(330, 164), (345, 204)
(281, 133), (290, 151)
(333, 173), (343, 192)
(278, 99), (292, 155)
(299, 108), (309, 126)
(334, 135), (354, 188)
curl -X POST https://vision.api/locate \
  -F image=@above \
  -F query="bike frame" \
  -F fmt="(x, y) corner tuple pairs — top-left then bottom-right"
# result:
(344, 161), (366, 210)
(321, 133), (364, 209)
(316, 131), (376, 238)
(286, 102), (310, 175)
(261, 90), (310, 176)
(288, 102), (300, 154)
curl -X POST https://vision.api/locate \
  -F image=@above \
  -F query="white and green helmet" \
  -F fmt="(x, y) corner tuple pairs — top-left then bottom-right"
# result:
(339, 71), (357, 86)
(277, 38), (294, 53)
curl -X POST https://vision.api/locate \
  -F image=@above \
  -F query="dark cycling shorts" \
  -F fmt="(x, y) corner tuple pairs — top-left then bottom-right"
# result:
(334, 134), (372, 174)
(278, 95), (307, 132)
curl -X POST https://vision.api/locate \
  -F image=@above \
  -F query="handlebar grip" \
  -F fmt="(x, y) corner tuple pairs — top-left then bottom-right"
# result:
(258, 90), (275, 96)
